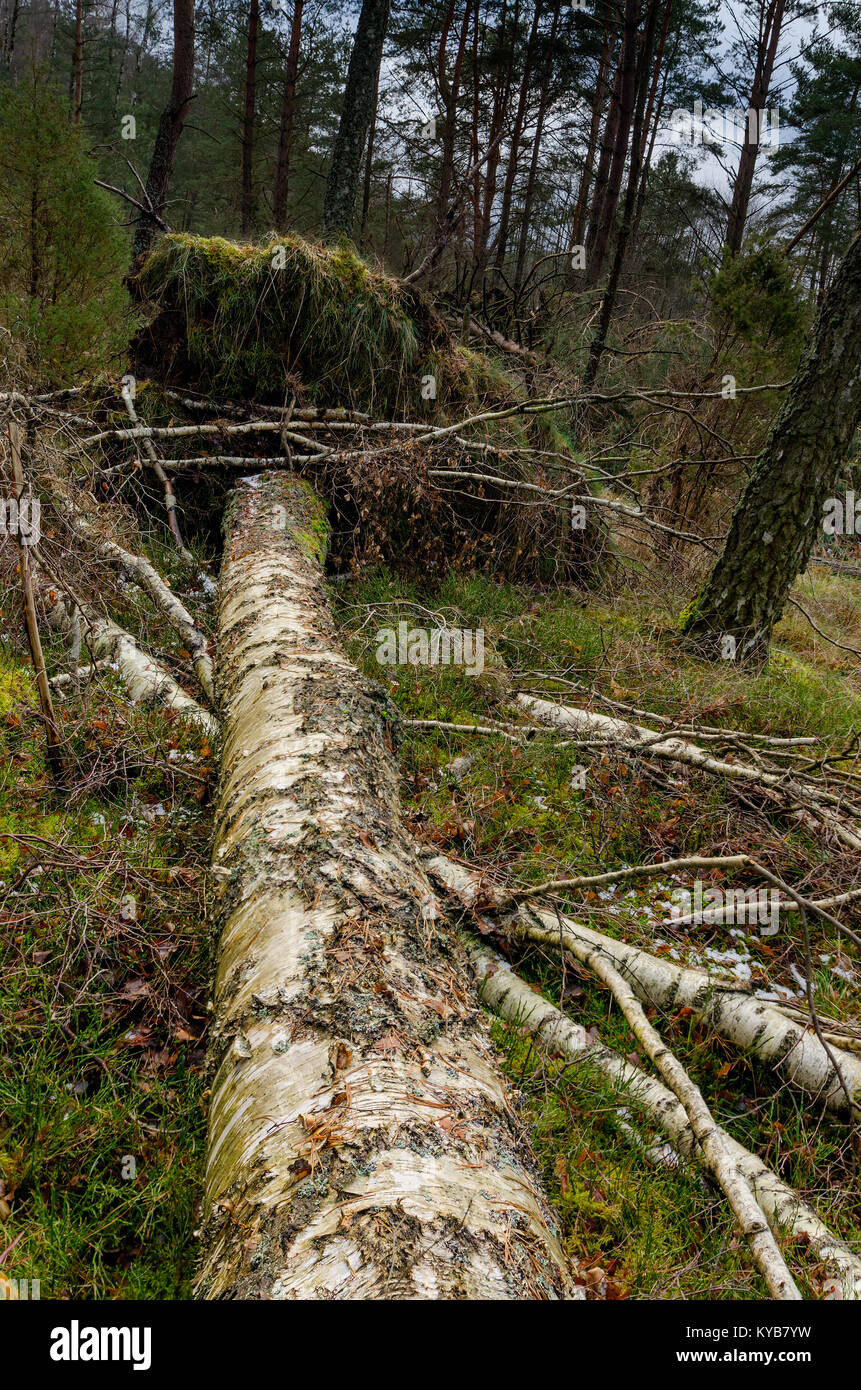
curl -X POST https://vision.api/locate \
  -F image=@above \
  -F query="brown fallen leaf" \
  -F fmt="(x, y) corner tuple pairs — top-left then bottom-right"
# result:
(421, 997), (449, 1018)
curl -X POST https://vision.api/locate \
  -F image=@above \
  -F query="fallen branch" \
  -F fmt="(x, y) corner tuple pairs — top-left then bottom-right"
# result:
(6, 423), (66, 784)
(55, 493), (214, 703)
(471, 942), (861, 1297)
(120, 383), (195, 564)
(48, 661), (108, 687)
(555, 927), (801, 1297)
(94, 178), (171, 232)
(424, 854), (861, 1116)
(517, 695), (861, 853)
(38, 576), (217, 737)
(507, 854), (751, 904)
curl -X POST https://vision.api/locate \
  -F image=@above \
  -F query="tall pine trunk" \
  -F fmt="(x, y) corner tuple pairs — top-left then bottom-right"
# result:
(725, 0), (786, 257)
(132, 0), (194, 261)
(513, 1), (561, 291)
(683, 231), (861, 662)
(240, 0), (259, 236)
(196, 474), (574, 1300)
(493, 0), (543, 272)
(72, 0), (83, 121)
(273, 0), (303, 231)
(322, 0), (390, 238)
(570, 24), (615, 251)
(584, 0), (662, 383)
(435, 0), (472, 235)
(586, 0), (638, 288)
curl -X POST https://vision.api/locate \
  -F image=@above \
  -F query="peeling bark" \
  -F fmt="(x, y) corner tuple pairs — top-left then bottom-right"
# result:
(197, 474), (574, 1300)
(425, 853), (861, 1117)
(470, 943), (861, 1299)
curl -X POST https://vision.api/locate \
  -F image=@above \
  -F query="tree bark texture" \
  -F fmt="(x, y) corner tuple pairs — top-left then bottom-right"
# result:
(196, 474), (574, 1300)
(132, 0), (195, 261)
(273, 0), (303, 231)
(725, 0), (787, 256)
(468, 940), (861, 1299)
(240, 0), (259, 236)
(427, 849), (861, 1117)
(586, 0), (638, 288)
(683, 230), (861, 660)
(322, 0), (390, 238)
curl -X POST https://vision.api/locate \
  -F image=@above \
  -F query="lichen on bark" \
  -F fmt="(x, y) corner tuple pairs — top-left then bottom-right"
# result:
(197, 473), (574, 1300)
(683, 230), (861, 662)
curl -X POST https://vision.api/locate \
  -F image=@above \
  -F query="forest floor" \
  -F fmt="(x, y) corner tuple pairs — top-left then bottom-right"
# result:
(1, 540), (859, 1299)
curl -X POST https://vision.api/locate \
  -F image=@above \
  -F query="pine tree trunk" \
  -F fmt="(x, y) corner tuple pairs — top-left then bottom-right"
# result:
(586, 0), (637, 288)
(493, 0), (543, 272)
(196, 474), (574, 1300)
(683, 230), (861, 661)
(132, 0), (195, 261)
(570, 24), (615, 250)
(584, 0), (662, 383)
(358, 64), (378, 245)
(322, 0), (390, 238)
(240, 0), (259, 236)
(434, 0), (472, 234)
(514, 1), (561, 291)
(273, 0), (303, 231)
(73, 0), (83, 121)
(725, 0), (786, 257)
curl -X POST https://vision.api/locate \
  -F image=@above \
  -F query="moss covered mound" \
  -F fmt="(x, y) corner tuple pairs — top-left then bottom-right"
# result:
(126, 233), (602, 584)
(130, 233), (504, 418)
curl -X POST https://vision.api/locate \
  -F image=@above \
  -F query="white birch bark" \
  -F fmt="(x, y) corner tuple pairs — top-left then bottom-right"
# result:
(53, 492), (214, 701)
(517, 695), (861, 852)
(196, 475), (575, 1300)
(41, 585), (217, 736)
(470, 945), (861, 1298)
(424, 854), (861, 1115)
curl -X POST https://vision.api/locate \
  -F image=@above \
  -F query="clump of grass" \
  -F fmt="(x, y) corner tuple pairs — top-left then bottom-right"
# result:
(127, 235), (603, 585)
(131, 233), (505, 418)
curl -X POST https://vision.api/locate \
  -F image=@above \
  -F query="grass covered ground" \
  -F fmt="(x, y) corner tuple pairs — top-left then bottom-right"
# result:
(0, 620), (211, 1299)
(1, 540), (859, 1299)
(333, 563), (861, 1299)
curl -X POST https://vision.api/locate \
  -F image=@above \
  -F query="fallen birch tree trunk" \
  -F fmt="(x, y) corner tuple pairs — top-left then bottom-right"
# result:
(52, 491), (215, 701)
(197, 474), (574, 1301)
(40, 581), (217, 737)
(424, 854), (861, 1116)
(470, 943), (861, 1298)
(517, 695), (861, 852)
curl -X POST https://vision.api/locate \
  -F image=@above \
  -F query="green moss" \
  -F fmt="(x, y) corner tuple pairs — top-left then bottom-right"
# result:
(131, 233), (502, 419)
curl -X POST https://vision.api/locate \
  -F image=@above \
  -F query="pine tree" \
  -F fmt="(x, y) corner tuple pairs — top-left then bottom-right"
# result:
(0, 73), (128, 382)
